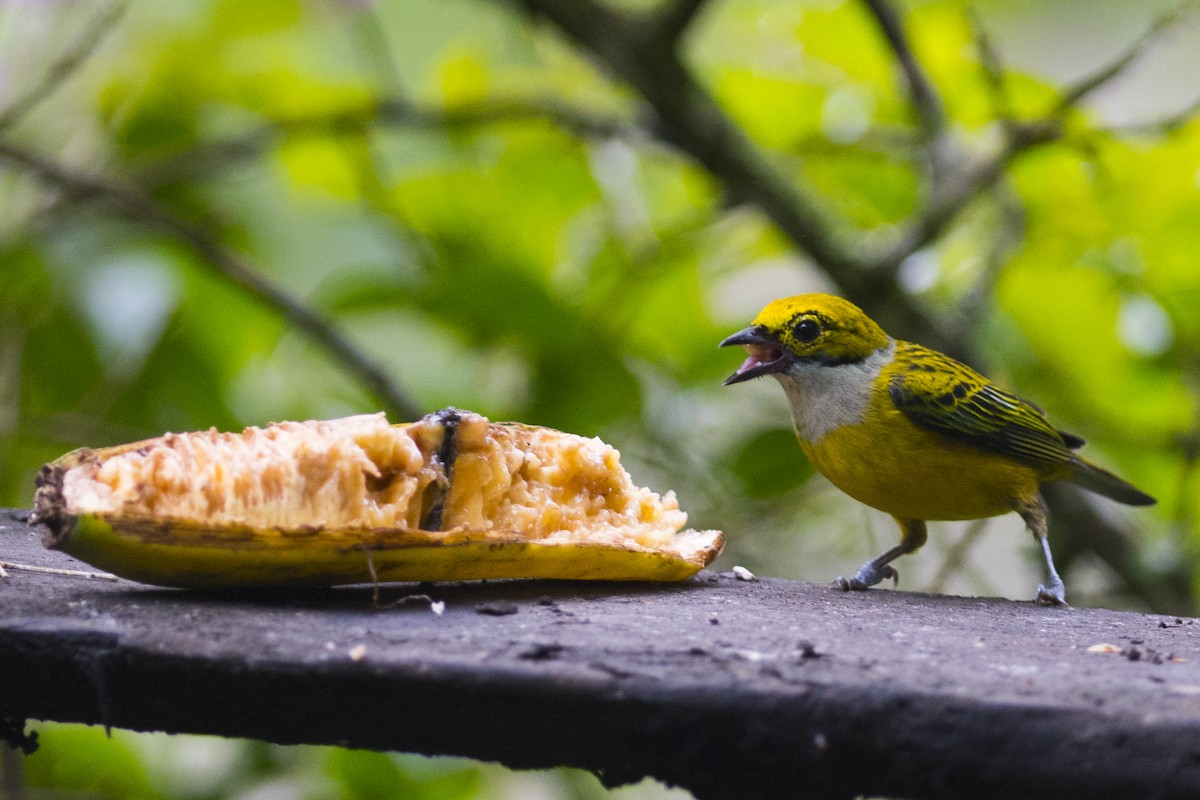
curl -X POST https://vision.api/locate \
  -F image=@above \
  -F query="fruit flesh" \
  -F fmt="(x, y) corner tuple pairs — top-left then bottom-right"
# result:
(58, 412), (692, 547)
(61, 415), (437, 531)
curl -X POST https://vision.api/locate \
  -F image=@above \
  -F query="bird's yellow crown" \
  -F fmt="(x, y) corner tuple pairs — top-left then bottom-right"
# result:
(751, 294), (889, 364)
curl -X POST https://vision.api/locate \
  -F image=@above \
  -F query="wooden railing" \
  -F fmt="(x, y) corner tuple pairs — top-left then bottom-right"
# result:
(3, 510), (1200, 799)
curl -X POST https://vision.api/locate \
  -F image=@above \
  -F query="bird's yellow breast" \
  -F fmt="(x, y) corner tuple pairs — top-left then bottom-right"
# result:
(797, 379), (1044, 521)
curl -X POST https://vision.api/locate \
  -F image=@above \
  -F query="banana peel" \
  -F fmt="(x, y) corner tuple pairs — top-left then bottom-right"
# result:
(32, 409), (723, 588)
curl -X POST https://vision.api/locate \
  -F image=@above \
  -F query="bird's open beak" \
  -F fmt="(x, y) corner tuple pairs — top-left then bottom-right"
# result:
(719, 327), (789, 386)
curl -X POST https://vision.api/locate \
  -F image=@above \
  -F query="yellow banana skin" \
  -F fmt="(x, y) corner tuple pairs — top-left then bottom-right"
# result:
(46, 514), (713, 589)
(33, 412), (723, 589)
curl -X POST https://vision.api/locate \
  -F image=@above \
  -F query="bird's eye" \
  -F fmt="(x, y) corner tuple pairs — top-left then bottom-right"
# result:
(794, 318), (820, 344)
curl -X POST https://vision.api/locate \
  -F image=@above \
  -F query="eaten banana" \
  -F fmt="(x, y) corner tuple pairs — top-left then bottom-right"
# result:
(32, 409), (723, 588)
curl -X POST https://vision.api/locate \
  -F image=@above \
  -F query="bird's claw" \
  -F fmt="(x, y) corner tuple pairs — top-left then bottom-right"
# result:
(1035, 582), (1069, 607)
(833, 564), (899, 592)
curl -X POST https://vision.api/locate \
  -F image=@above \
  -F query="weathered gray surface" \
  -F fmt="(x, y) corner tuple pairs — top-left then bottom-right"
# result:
(2, 508), (1200, 800)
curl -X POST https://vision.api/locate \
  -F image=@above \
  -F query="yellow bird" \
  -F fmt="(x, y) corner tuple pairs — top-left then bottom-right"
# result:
(720, 293), (1155, 605)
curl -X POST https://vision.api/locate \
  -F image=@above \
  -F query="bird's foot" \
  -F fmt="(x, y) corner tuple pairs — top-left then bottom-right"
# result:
(1035, 579), (1069, 607)
(833, 564), (898, 592)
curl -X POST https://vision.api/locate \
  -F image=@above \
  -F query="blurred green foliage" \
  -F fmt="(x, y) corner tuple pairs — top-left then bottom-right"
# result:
(2, 0), (1199, 797)
(17, 723), (684, 800)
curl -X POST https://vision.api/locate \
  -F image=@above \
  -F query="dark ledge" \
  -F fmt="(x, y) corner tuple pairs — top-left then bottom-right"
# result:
(2, 510), (1200, 800)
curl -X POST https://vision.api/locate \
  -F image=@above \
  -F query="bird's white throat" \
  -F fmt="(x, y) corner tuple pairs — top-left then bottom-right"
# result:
(773, 340), (896, 444)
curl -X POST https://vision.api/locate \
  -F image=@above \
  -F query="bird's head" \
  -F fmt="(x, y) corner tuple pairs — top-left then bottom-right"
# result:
(720, 294), (890, 385)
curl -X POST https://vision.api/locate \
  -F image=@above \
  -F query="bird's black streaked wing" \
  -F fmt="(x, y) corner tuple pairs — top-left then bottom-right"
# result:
(887, 343), (1075, 469)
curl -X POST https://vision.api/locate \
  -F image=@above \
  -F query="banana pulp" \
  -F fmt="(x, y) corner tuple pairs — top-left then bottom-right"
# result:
(33, 409), (723, 588)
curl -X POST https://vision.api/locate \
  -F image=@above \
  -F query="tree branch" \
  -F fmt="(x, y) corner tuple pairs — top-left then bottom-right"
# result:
(0, 142), (423, 422)
(652, 0), (713, 46)
(967, 7), (1013, 125)
(879, 1), (1196, 274)
(510, 0), (862, 277)
(1102, 94), (1200, 137)
(380, 96), (644, 139)
(1054, 1), (1198, 114)
(874, 119), (1061, 272)
(138, 96), (645, 189)
(0, 0), (128, 135)
(501, 0), (972, 356)
(860, 0), (945, 140)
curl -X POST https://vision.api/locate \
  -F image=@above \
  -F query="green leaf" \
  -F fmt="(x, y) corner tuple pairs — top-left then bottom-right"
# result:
(728, 426), (813, 499)
(326, 750), (480, 800)
(23, 725), (162, 800)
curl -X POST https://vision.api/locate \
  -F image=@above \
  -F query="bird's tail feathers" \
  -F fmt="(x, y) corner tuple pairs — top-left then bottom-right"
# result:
(1068, 458), (1155, 506)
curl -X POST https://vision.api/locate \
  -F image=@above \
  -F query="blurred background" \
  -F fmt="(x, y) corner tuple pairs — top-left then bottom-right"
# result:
(1, 0), (1198, 797)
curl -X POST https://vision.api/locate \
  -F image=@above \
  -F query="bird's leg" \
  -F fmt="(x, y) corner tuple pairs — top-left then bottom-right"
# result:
(835, 518), (927, 592)
(1019, 498), (1068, 607)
